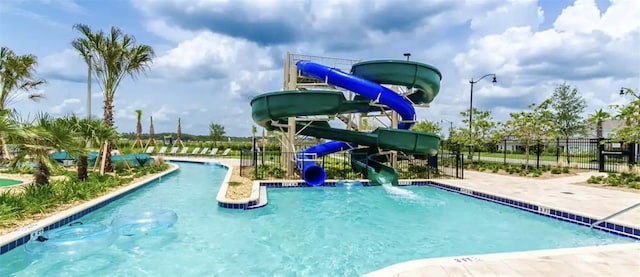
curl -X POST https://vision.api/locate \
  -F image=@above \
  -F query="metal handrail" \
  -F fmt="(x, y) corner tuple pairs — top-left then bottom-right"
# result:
(590, 202), (640, 228)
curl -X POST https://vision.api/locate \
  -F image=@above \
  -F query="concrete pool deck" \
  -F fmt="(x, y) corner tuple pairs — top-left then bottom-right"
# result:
(367, 170), (640, 276)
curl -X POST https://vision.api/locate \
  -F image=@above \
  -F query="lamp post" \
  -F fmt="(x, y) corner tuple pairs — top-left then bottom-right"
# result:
(87, 54), (92, 121)
(440, 119), (453, 138)
(620, 87), (639, 99)
(403, 53), (411, 61)
(468, 73), (497, 159)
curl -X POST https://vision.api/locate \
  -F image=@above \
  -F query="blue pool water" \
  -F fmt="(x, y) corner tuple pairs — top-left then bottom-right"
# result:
(0, 162), (635, 276)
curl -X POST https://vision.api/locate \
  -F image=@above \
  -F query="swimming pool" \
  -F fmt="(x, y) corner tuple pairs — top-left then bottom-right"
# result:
(0, 162), (635, 276)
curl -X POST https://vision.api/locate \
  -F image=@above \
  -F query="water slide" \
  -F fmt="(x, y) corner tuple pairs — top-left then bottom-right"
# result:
(250, 60), (442, 186)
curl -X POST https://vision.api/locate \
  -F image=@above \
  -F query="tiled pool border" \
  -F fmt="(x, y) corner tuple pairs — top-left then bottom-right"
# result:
(0, 163), (191, 256)
(222, 179), (640, 240)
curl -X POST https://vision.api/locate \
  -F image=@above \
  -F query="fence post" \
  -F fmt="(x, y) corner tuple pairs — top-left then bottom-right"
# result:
(503, 138), (507, 164)
(536, 142), (541, 169)
(240, 150), (243, 176)
(598, 138), (605, 172)
(628, 143), (637, 166)
(556, 138), (560, 163)
(253, 151), (258, 179)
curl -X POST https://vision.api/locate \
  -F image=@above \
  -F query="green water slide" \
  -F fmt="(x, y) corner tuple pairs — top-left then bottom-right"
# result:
(250, 60), (442, 185)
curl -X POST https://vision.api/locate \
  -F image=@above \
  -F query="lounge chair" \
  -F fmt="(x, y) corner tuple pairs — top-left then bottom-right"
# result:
(169, 147), (179, 155)
(190, 147), (201, 155)
(144, 146), (155, 154)
(156, 146), (168, 155)
(221, 148), (231, 156)
(199, 148), (209, 156)
(209, 148), (219, 156)
(179, 148), (189, 155)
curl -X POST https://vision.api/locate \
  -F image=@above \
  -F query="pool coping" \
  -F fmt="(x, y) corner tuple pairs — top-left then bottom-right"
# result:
(0, 163), (180, 255)
(159, 157), (239, 208)
(362, 242), (640, 277)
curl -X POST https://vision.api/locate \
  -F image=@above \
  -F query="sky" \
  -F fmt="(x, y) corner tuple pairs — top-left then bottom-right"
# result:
(0, 0), (638, 137)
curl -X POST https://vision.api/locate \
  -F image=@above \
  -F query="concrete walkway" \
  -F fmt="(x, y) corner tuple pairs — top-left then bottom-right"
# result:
(364, 243), (640, 277)
(450, 171), (640, 229)
(366, 170), (640, 276)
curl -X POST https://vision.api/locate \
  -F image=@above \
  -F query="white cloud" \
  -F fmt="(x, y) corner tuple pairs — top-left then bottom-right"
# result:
(453, 0), (640, 113)
(50, 98), (81, 114)
(470, 0), (544, 35)
(152, 31), (277, 81)
(39, 49), (87, 82)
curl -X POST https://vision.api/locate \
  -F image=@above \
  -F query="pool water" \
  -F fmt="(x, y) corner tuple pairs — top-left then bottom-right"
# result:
(0, 162), (635, 276)
(0, 178), (22, 188)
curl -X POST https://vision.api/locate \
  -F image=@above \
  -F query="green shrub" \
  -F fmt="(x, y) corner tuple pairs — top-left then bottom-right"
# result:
(551, 168), (562, 174)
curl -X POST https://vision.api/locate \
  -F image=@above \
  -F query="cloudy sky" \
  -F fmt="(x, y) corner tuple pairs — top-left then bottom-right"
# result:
(0, 0), (638, 136)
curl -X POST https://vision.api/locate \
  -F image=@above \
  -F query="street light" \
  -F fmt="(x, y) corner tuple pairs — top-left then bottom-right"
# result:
(468, 73), (497, 159)
(440, 119), (453, 138)
(620, 87), (639, 99)
(87, 53), (92, 121)
(403, 53), (411, 61)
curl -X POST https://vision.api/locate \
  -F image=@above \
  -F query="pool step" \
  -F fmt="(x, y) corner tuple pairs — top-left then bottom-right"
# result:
(248, 186), (268, 209)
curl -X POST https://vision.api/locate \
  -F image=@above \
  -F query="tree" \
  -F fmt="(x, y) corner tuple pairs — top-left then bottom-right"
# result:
(460, 108), (497, 157)
(411, 120), (442, 134)
(0, 47), (46, 159)
(548, 83), (588, 164)
(10, 113), (84, 185)
(133, 109), (143, 149)
(610, 88), (640, 144)
(71, 23), (155, 172)
(145, 116), (155, 148)
(587, 108), (611, 139)
(209, 123), (226, 144)
(504, 101), (556, 169)
(63, 115), (109, 180)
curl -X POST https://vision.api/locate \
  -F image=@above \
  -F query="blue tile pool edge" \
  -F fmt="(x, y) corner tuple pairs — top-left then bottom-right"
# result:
(221, 179), (640, 241)
(0, 164), (183, 256)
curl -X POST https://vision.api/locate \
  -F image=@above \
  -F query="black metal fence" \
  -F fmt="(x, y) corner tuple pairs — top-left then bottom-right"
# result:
(239, 147), (464, 181)
(471, 138), (637, 172)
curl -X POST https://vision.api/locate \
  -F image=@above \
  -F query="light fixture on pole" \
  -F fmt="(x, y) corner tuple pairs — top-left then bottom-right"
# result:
(440, 119), (453, 139)
(403, 53), (411, 61)
(468, 73), (497, 160)
(87, 53), (92, 121)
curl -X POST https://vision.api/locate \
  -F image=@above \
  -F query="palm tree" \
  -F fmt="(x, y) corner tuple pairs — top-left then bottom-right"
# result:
(63, 115), (106, 180)
(71, 23), (155, 172)
(0, 47), (46, 160)
(588, 108), (611, 139)
(10, 113), (84, 185)
(133, 109), (143, 149)
(0, 109), (24, 160)
(145, 116), (155, 148)
(89, 119), (120, 175)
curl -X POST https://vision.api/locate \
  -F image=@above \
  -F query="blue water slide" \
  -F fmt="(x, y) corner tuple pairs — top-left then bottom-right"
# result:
(296, 141), (355, 186)
(295, 60), (417, 186)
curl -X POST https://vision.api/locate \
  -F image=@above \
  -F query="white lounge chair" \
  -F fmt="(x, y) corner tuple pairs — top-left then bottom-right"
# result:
(145, 146), (155, 154)
(179, 148), (189, 155)
(221, 148), (231, 156)
(199, 148), (209, 155)
(156, 146), (168, 155)
(169, 147), (179, 155)
(209, 148), (219, 156)
(190, 147), (201, 155)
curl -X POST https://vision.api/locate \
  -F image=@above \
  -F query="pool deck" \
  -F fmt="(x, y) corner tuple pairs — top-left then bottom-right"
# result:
(367, 170), (640, 276)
